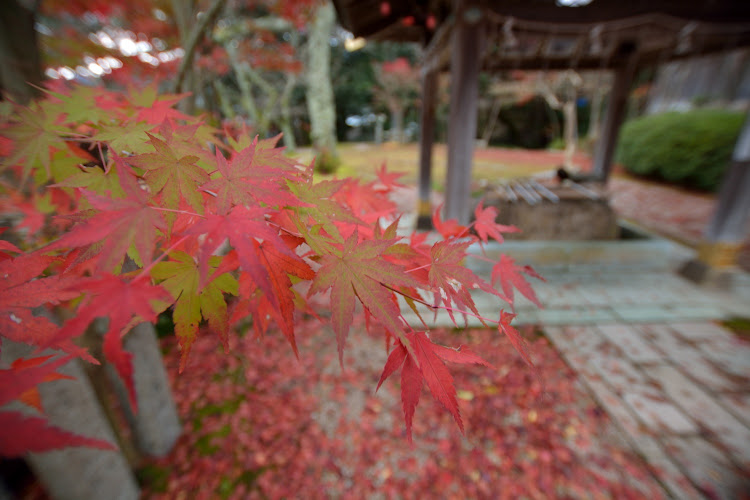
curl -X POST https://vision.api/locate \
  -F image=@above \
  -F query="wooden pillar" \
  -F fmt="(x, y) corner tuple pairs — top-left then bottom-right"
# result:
(592, 55), (638, 183)
(417, 69), (438, 229)
(444, 0), (483, 224)
(700, 113), (750, 267)
(680, 113), (750, 285)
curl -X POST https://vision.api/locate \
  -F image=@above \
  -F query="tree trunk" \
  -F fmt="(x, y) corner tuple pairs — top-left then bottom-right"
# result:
(1, 340), (140, 500)
(587, 79), (604, 143)
(279, 75), (297, 151)
(214, 80), (235, 119)
(0, 0), (43, 104)
(112, 260), (181, 458)
(305, 2), (337, 155)
(107, 322), (181, 457)
(171, 0), (197, 114)
(389, 106), (404, 143)
(562, 98), (577, 170)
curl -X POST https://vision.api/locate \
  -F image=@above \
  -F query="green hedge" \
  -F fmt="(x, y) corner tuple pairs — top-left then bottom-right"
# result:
(616, 110), (744, 191)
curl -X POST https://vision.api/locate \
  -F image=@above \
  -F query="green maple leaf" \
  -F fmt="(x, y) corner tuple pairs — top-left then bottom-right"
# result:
(56, 163), (126, 199)
(128, 133), (209, 216)
(45, 150), (88, 185)
(94, 121), (155, 155)
(151, 252), (238, 372)
(288, 179), (364, 245)
(42, 85), (110, 125)
(156, 121), (217, 170)
(3, 101), (68, 183)
(309, 231), (421, 365)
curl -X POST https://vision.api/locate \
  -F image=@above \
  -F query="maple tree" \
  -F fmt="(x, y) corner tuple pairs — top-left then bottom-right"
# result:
(373, 57), (421, 143)
(0, 80), (542, 456)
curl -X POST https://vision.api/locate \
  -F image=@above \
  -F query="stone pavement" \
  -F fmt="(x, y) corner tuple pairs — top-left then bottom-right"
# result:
(398, 237), (750, 499)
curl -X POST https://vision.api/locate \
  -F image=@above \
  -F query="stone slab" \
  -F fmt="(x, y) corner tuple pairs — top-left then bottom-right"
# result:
(647, 364), (750, 468)
(611, 305), (677, 323)
(635, 437), (705, 500)
(717, 393), (750, 428)
(663, 436), (750, 500)
(669, 321), (738, 343)
(537, 307), (618, 325)
(577, 373), (702, 500)
(596, 324), (664, 363)
(622, 392), (699, 434)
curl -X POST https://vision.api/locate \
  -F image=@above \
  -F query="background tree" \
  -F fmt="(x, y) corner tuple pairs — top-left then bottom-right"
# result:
(305, 2), (338, 159)
(0, 1), (44, 104)
(373, 57), (420, 143)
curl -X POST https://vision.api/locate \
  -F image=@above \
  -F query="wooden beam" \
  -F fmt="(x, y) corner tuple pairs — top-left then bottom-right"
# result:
(591, 51), (638, 182)
(422, 16), (454, 74)
(444, 1), (483, 224)
(417, 68), (438, 229)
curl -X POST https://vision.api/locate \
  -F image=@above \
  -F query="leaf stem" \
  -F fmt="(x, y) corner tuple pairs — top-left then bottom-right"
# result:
(405, 263), (431, 273)
(99, 142), (109, 173)
(149, 207), (206, 218)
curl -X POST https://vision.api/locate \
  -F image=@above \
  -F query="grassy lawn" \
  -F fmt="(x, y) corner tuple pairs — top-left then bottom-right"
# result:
(292, 142), (577, 189)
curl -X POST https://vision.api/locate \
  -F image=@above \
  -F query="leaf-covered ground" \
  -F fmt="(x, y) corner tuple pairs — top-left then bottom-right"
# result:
(143, 317), (666, 499)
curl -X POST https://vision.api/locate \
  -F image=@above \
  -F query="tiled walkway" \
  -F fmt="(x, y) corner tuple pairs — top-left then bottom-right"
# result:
(400, 244), (750, 499)
(545, 322), (750, 499)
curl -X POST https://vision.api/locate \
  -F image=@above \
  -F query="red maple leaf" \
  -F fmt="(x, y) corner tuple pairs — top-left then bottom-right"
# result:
(0, 228), (21, 260)
(48, 275), (171, 411)
(128, 133), (209, 216)
(498, 310), (533, 366)
(202, 139), (299, 214)
(332, 178), (396, 224)
(253, 240), (314, 355)
(45, 155), (166, 271)
(0, 354), (72, 407)
(0, 354), (114, 457)
(309, 231), (420, 365)
(186, 205), (298, 310)
(376, 330), (491, 442)
(13, 355), (74, 412)
(491, 254), (544, 310)
(473, 200), (520, 245)
(130, 85), (192, 124)
(375, 162), (406, 191)
(0, 254), (93, 360)
(0, 412), (115, 457)
(428, 239), (506, 325)
(431, 204), (468, 239)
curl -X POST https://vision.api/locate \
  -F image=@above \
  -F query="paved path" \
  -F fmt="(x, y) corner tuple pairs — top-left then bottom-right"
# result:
(398, 241), (750, 499)
(390, 158), (750, 497)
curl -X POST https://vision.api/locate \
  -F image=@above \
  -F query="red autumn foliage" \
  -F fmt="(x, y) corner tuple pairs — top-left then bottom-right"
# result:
(0, 82), (541, 457)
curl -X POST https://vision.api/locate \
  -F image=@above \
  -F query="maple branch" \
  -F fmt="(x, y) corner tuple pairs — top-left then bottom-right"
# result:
(172, 0), (228, 95)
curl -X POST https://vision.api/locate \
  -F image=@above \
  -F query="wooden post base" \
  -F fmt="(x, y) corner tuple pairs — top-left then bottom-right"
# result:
(679, 241), (743, 290)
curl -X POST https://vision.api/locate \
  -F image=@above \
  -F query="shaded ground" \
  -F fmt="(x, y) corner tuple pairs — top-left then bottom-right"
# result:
(144, 322), (665, 499)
